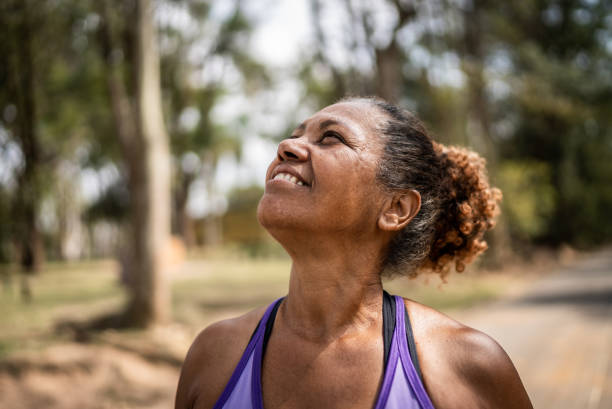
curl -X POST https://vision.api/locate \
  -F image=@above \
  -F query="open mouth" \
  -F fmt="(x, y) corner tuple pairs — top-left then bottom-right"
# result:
(272, 172), (309, 186)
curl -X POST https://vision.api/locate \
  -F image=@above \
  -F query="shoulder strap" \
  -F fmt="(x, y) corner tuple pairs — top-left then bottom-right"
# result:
(383, 291), (423, 381)
(247, 297), (284, 345)
(383, 290), (423, 381)
(382, 290), (395, 366)
(251, 298), (283, 409)
(393, 295), (435, 409)
(404, 303), (423, 381)
(262, 297), (283, 357)
(213, 298), (282, 409)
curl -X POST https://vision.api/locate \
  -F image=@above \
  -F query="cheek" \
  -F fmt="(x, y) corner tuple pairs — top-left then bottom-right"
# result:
(264, 157), (278, 180)
(313, 153), (382, 219)
(318, 151), (378, 195)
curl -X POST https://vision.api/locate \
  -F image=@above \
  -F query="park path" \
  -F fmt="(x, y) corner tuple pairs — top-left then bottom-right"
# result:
(453, 250), (612, 409)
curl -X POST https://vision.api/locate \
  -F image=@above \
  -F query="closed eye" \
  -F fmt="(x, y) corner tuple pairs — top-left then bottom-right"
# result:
(320, 131), (346, 144)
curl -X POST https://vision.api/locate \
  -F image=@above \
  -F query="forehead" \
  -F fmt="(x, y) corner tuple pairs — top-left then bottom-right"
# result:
(320, 100), (385, 130)
(298, 100), (386, 142)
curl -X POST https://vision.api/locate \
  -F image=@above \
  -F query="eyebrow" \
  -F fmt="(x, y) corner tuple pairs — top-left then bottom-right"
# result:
(319, 119), (344, 130)
(293, 118), (348, 134)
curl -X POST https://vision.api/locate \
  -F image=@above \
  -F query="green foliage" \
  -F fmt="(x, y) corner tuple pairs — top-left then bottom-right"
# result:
(498, 161), (556, 241)
(495, 0), (612, 245)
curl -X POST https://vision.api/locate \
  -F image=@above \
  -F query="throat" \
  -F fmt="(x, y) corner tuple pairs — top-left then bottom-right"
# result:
(282, 266), (384, 342)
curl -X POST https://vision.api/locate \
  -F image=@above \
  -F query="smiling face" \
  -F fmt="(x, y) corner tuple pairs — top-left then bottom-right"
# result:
(257, 100), (390, 241)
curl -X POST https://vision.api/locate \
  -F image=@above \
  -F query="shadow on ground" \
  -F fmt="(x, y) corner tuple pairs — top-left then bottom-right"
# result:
(510, 258), (612, 319)
(517, 288), (612, 306)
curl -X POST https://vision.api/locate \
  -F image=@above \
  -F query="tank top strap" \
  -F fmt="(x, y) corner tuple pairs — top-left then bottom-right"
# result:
(251, 297), (283, 409)
(212, 297), (283, 409)
(393, 295), (436, 409)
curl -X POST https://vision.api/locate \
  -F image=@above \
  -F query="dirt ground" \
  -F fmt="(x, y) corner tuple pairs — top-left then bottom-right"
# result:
(0, 324), (193, 409)
(0, 250), (610, 409)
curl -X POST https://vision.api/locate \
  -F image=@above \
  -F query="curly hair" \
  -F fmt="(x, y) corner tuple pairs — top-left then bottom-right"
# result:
(347, 97), (502, 278)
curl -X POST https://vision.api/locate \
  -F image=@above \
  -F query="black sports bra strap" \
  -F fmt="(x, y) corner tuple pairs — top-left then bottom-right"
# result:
(382, 290), (395, 366)
(404, 304), (423, 381)
(262, 297), (283, 357)
(247, 297), (284, 349)
(382, 290), (423, 382)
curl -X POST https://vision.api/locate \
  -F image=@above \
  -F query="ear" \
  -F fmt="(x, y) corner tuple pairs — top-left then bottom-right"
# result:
(378, 190), (421, 232)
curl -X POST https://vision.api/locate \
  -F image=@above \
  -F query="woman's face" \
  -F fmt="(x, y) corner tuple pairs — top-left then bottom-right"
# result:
(257, 100), (390, 237)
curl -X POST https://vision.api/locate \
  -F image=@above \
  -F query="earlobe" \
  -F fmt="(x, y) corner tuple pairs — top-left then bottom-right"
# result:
(378, 190), (421, 232)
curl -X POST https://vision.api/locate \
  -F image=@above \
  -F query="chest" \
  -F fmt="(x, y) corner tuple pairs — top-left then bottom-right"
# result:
(261, 335), (385, 409)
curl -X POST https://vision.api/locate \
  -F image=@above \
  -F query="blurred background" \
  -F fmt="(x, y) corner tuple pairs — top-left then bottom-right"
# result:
(0, 0), (611, 408)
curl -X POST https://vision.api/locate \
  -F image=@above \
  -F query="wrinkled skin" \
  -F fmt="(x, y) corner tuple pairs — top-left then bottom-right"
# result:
(175, 101), (533, 409)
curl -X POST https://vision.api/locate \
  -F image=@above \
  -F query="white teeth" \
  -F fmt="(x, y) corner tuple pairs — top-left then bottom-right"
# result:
(273, 172), (305, 186)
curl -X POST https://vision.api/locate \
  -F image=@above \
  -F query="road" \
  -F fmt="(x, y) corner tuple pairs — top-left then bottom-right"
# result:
(455, 250), (612, 409)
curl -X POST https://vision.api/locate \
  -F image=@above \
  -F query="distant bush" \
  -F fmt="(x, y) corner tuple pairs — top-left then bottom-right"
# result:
(498, 161), (555, 243)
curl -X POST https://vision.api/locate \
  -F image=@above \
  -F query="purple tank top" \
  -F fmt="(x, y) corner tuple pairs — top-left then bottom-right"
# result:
(213, 295), (435, 409)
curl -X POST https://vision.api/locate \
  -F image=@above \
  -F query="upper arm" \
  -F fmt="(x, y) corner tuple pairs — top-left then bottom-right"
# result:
(175, 308), (266, 409)
(175, 335), (198, 409)
(175, 323), (227, 409)
(449, 328), (533, 409)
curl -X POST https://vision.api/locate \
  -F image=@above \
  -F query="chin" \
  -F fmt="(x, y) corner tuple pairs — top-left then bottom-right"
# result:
(257, 194), (306, 235)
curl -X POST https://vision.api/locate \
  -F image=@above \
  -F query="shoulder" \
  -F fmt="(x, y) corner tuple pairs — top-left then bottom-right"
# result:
(403, 299), (533, 409)
(175, 305), (268, 409)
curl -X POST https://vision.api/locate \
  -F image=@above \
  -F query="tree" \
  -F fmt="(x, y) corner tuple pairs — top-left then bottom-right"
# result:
(0, 0), (46, 300)
(98, 0), (171, 327)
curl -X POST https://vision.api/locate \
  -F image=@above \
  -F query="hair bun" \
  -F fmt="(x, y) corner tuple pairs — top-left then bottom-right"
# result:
(420, 143), (502, 276)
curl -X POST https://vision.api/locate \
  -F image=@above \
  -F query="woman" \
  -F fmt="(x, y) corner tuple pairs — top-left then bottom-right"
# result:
(175, 97), (533, 409)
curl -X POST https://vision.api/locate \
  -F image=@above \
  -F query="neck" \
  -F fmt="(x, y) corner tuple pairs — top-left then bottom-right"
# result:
(280, 238), (386, 343)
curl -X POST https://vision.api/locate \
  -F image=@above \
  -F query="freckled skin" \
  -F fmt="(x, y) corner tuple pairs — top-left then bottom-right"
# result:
(175, 101), (533, 409)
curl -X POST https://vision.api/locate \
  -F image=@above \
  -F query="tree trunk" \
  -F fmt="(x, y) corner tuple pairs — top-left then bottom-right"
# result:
(123, 0), (171, 326)
(99, 0), (171, 327)
(172, 171), (195, 247)
(5, 0), (44, 301)
(375, 40), (402, 103)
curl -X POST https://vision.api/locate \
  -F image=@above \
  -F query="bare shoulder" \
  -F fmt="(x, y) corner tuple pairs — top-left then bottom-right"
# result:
(175, 305), (268, 409)
(404, 299), (533, 409)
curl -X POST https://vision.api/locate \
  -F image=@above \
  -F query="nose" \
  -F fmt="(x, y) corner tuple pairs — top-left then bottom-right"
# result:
(277, 137), (309, 162)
